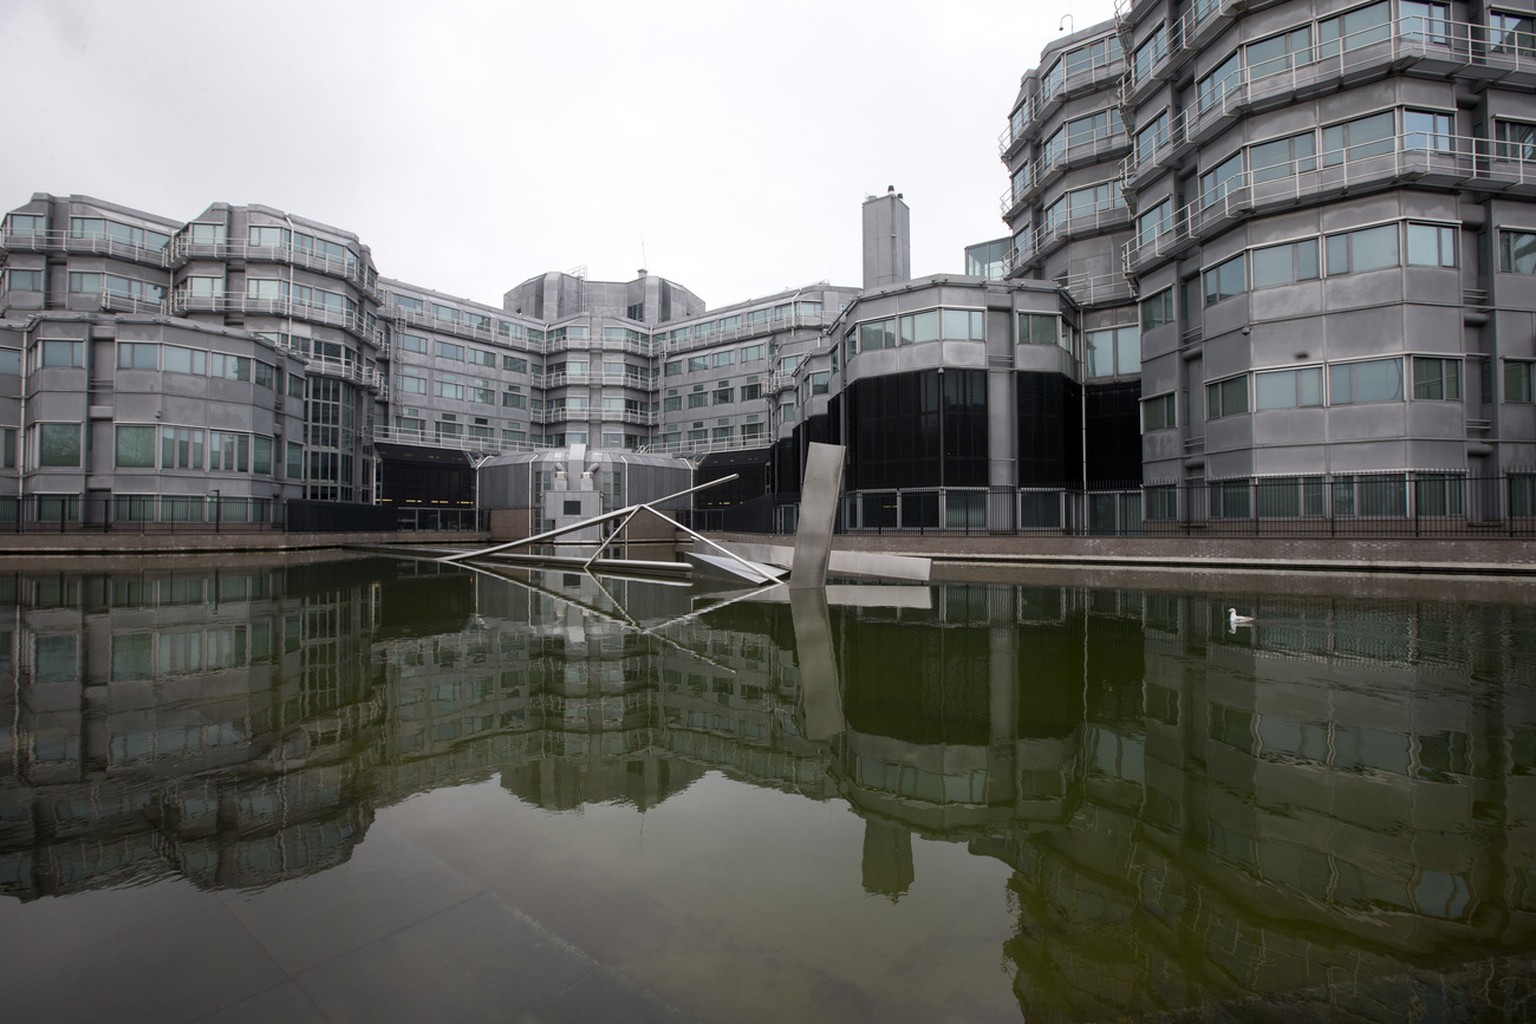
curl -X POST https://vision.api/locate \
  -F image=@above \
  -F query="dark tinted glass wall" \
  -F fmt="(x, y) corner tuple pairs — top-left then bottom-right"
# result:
(846, 369), (987, 489)
(1016, 372), (1081, 487)
(1085, 381), (1142, 486)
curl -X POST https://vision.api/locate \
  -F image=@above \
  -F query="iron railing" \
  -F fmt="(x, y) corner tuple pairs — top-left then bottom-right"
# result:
(0, 497), (486, 535)
(689, 475), (1536, 540)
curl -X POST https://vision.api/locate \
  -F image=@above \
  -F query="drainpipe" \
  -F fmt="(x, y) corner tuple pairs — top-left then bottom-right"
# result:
(18, 314), (36, 522)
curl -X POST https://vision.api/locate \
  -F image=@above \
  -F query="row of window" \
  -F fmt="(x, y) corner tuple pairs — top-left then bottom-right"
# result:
(397, 333), (530, 373)
(69, 216), (172, 253)
(1152, 355), (1465, 427)
(848, 308), (987, 354)
(663, 382), (765, 410)
(245, 279), (360, 319)
(1152, 471), (1475, 522)
(1135, 2), (1530, 95)
(658, 422), (770, 446)
(1040, 33), (1122, 104)
(654, 301), (825, 347)
(665, 343), (769, 375)
(245, 225), (359, 272)
(112, 342), (282, 388)
(21, 422), (302, 478)
(389, 292), (542, 342)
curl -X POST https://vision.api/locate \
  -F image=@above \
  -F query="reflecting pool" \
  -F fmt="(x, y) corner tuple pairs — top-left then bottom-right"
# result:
(2, 556), (1535, 1022)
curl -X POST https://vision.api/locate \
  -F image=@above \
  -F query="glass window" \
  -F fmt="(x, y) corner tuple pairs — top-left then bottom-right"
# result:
(5, 213), (46, 237)
(1246, 25), (1313, 78)
(69, 217), (106, 240)
(1134, 26), (1167, 83)
(1331, 358), (1404, 404)
(253, 436), (273, 475)
(1140, 289), (1174, 332)
(38, 423), (80, 467)
(40, 340), (83, 368)
(249, 225), (287, 247)
(1252, 238), (1320, 287)
(1495, 119), (1536, 161)
(5, 269), (42, 291)
(900, 310), (940, 345)
(1138, 199), (1172, 247)
(116, 342), (158, 370)
(1407, 223), (1457, 266)
(1489, 10), (1536, 57)
(1412, 357), (1461, 399)
(1327, 223), (1399, 274)
(1322, 110), (1395, 166)
(114, 425), (157, 467)
(1206, 375), (1249, 418)
(858, 319), (896, 352)
(1197, 51), (1241, 113)
(1499, 230), (1536, 273)
(67, 271), (101, 295)
(1066, 108), (1122, 150)
(940, 309), (984, 341)
(1086, 325), (1140, 378)
(1204, 253), (1247, 305)
(162, 428), (205, 469)
(1255, 367), (1324, 409)
(163, 345), (206, 375)
(1506, 360), (1535, 402)
(1402, 2), (1450, 43)
(1403, 109), (1454, 152)
(1249, 131), (1317, 183)
(1318, 1), (1391, 58)
(1199, 151), (1244, 208)
(1142, 393), (1176, 430)
(1018, 314), (1058, 346)
(1135, 110), (1169, 165)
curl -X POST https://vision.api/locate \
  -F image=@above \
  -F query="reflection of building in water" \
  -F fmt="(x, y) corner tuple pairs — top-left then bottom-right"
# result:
(822, 585), (1536, 1019)
(0, 560), (395, 898)
(3, 563), (1534, 1018)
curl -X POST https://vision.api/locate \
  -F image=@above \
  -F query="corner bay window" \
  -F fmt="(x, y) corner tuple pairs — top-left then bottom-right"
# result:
(1331, 358), (1403, 404)
(1204, 253), (1246, 305)
(1411, 357), (1461, 400)
(1206, 375), (1248, 418)
(1142, 393), (1176, 431)
(1255, 367), (1323, 409)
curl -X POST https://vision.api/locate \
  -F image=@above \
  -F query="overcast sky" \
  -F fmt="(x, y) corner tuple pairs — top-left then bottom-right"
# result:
(2, 0), (1117, 312)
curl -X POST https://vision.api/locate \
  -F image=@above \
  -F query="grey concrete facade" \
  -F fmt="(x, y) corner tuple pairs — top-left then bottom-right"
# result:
(997, 0), (1536, 524)
(3, 2), (1533, 533)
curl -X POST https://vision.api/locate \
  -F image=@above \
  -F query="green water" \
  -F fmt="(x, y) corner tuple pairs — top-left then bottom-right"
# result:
(2, 556), (1534, 1022)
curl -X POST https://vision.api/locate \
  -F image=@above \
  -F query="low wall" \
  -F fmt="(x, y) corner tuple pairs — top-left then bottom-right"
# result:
(0, 530), (490, 557)
(705, 531), (1536, 576)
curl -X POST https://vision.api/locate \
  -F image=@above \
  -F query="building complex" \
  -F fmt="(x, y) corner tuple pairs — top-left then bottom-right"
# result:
(1, 0), (1533, 532)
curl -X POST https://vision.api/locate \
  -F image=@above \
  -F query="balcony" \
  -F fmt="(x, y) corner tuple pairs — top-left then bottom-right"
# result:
(170, 290), (369, 337)
(168, 235), (377, 296)
(0, 227), (173, 268)
(1060, 271), (1136, 308)
(1123, 129), (1536, 276)
(1000, 125), (1132, 219)
(659, 311), (832, 356)
(1027, 201), (1134, 265)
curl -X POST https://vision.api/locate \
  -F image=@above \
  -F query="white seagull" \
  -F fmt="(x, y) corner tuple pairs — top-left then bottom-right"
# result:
(1228, 608), (1255, 629)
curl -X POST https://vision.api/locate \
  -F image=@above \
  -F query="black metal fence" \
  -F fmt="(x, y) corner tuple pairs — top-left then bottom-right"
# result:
(0, 497), (487, 535)
(686, 475), (1536, 540)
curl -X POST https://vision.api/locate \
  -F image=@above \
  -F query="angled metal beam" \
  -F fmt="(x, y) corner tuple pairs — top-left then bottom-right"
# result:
(440, 473), (738, 563)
